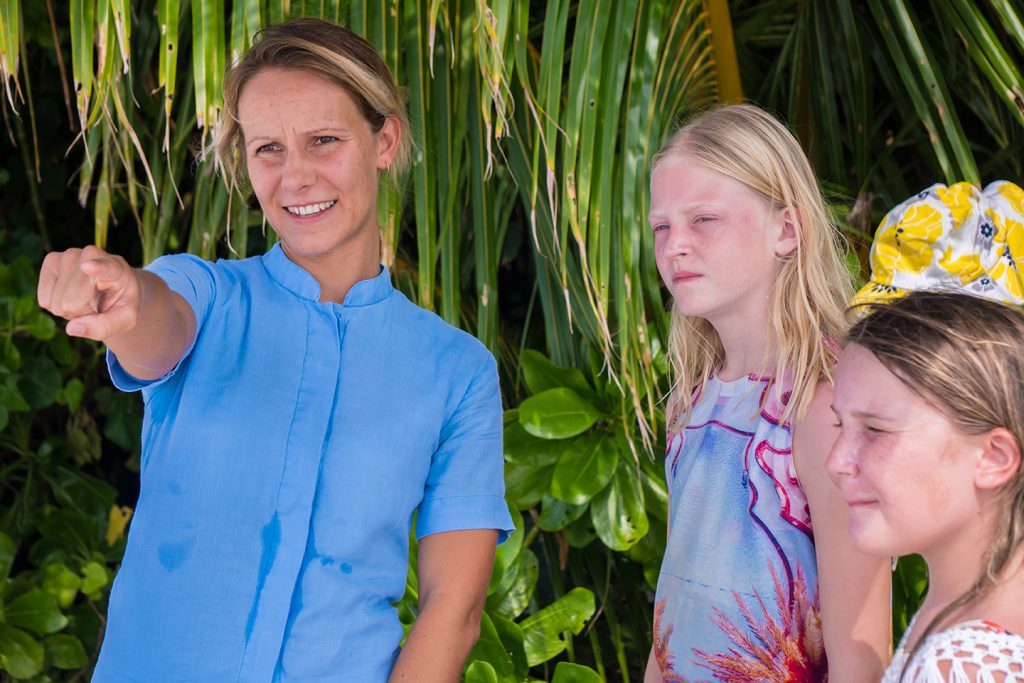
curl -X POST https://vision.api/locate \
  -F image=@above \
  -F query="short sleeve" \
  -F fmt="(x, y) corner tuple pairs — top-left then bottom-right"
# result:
(106, 253), (216, 392)
(416, 350), (515, 544)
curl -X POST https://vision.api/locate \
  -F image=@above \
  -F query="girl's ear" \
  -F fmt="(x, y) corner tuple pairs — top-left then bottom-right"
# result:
(975, 427), (1021, 490)
(375, 116), (401, 170)
(774, 207), (799, 258)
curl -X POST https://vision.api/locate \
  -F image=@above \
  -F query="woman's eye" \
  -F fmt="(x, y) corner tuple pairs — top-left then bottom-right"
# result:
(255, 143), (279, 154)
(651, 224), (669, 232)
(314, 135), (338, 145)
(694, 215), (717, 224)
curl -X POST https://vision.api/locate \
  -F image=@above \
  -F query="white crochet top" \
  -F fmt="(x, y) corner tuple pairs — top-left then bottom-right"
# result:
(883, 617), (1024, 682)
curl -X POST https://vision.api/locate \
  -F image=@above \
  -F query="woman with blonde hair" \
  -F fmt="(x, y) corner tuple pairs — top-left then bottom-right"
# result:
(37, 18), (512, 682)
(645, 104), (890, 681)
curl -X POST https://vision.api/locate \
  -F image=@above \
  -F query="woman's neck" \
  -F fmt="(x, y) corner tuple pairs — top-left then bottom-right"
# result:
(282, 235), (382, 305)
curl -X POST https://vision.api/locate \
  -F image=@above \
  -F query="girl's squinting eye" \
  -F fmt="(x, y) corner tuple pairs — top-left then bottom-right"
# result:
(651, 224), (669, 232)
(694, 215), (717, 224)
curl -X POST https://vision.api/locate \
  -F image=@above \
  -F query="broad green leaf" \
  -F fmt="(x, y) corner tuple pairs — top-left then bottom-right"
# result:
(552, 662), (604, 683)
(464, 660), (499, 683)
(520, 587), (596, 666)
(5, 590), (68, 635)
(591, 462), (649, 551)
(0, 625), (43, 679)
(56, 378), (85, 412)
(16, 356), (62, 409)
(41, 564), (81, 609)
(504, 421), (561, 466)
(486, 548), (538, 619)
(520, 350), (594, 398)
(491, 504), (523, 580)
(0, 532), (14, 583)
(489, 613), (528, 681)
(465, 613), (515, 681)
(537, 495), (588, 532)
(550, 433), (617, 505)
(17, 311), (56, 340)
(561, 513), (597, 549)
(80, 561), (109, 596)
(504, 458), (554, 510)
(44, 633), (87, 669)
(518, 388), (604, 440)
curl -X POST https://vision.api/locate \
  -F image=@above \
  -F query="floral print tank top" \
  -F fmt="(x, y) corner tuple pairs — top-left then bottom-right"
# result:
(653, 373), (825, 682)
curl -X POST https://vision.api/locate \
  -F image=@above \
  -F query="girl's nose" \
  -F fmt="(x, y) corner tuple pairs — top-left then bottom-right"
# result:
(825, 432), (858, 484)
(281, 150), (317, 193)
(663, 225), (692, 256)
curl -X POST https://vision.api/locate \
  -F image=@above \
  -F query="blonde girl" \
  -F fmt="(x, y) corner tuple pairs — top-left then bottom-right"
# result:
(644, 104), (890, 682)
(830, 291), (1024, 681)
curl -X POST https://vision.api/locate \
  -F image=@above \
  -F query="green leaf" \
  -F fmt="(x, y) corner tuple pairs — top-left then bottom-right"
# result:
(491, 504), (524, 581)
(41, 564), (82, 609)
(591, 462), (649, 551)
(0, 372), (30, 412)
(44, 633), (87, 669)
(552, 662), (604, 683)
(486, 548), (538, 619)
(466, 613), (515, 681)
(504, 421), (561, 466)
(17, 311), (57, 341)
(0, 532), (14, 584)
(5, 590), (69, 635)
(489, 612), (528, 681)
(520, 350), (594, 398)
(17, 356), (63, 409)
(537, 495), (588, 532)
(0, 625), (44, 679)
(520, 587), (596, 666)
(504, 456), (555, 510)
(518, 388), (604, 440)
(561, 513), (597, 548)
(80, 561), (109, 596)
(464, 660), (499, 683)
(56, 379), (85, 412)
(550, 433), (617, 505)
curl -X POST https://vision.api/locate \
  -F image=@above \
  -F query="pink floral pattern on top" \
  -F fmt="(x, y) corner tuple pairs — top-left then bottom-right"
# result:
(655, 373), (825, 682)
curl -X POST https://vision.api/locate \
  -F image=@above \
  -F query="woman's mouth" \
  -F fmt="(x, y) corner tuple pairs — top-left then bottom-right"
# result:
(284, 200), (337, 217)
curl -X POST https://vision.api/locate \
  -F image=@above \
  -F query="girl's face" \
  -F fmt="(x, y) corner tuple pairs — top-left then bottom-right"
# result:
(649, 157), (795, 329)
(238, 68), (398, 266)
(827, 343), (984, 558)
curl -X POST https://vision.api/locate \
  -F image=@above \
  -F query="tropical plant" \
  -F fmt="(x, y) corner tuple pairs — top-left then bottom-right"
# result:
(3, 0), (1024, 681)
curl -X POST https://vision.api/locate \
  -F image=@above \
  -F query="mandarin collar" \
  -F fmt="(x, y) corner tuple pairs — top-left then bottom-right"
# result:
(260, 243), (393, 307)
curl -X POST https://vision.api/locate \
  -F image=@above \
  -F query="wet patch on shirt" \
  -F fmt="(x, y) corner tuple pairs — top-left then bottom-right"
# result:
(339, 563), (352, 574)
(157, 539), (193, 572)
(319, 555), (334, 567)
(244, 513), (281, 642)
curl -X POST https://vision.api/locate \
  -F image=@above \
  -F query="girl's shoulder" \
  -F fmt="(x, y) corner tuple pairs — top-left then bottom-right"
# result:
(887, 620), (1024, 683)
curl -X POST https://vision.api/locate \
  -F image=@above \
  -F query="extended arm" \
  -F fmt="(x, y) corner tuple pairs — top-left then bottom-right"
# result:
(387, 529), (497, 683)
(794, 382), (891, 682)
(37, 245), (195, 380)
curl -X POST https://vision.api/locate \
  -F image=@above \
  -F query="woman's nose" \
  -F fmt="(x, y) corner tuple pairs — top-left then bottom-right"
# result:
(281, 150), (317, 193)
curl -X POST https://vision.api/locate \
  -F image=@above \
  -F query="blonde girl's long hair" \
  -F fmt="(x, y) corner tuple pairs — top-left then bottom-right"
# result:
(654, 104), (853, 427)
(846, 291), (1024, 668)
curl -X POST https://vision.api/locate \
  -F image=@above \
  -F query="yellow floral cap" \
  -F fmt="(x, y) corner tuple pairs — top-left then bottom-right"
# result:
(854, 181), (1024, 307)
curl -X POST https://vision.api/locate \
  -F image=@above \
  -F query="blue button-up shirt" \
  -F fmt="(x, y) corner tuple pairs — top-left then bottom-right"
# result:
(93, 245), (514, 682)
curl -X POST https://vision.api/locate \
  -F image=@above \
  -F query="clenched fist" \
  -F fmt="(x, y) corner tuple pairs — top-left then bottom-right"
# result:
(37, 246), (143, 342)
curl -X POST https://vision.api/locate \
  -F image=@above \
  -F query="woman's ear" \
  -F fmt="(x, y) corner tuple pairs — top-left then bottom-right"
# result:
(376, 116), (401, 171)
(975, 427), (1021, 490)
(774, 207), (799, 258)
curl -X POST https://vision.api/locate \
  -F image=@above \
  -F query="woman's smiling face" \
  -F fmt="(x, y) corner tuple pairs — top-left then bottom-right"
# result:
(238, 67), (398, 266)
(827, 342), (984, 558)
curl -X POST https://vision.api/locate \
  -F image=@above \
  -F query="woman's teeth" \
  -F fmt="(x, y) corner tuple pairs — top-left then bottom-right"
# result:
(286, 200), (336, 216)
